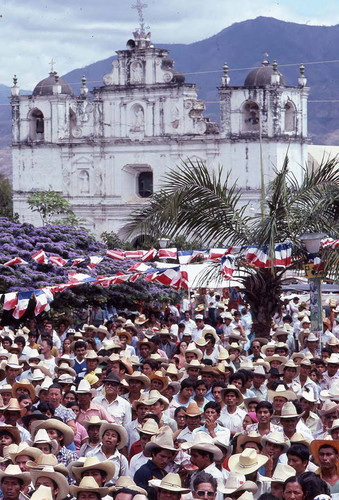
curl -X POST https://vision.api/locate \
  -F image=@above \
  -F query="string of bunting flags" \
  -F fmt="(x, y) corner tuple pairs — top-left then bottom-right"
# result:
(0, 238), (336, 319)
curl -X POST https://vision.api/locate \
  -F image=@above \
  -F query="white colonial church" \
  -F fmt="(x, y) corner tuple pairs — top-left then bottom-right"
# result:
(11, 6), (309, 238)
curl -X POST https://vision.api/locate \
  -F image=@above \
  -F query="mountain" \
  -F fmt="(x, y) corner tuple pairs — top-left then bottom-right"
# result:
(1, 16), (339, 180)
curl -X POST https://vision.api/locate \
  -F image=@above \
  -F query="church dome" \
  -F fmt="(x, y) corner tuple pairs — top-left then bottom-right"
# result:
(33, 72), (73, 96)
(244, 59), (286, 87)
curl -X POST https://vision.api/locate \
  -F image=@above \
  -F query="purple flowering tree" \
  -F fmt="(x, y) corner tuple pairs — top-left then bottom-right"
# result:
(0, 218), (180, 322)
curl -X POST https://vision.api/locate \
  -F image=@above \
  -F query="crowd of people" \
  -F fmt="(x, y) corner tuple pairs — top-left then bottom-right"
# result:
(0, 289), (338, 500)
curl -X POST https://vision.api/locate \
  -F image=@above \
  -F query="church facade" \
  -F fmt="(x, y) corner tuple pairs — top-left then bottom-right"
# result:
(10, 23), (309, 238)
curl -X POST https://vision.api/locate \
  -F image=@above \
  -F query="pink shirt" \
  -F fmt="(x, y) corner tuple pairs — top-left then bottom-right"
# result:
(77, 402), (115, 425)
(74, 422), (88, 454)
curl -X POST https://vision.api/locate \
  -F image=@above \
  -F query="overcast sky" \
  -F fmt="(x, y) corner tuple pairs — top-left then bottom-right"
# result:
(2, 0), (339, 89)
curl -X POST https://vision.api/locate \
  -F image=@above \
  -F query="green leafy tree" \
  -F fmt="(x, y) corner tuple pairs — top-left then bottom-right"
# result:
(27, 189), (81, 227)
(0, 174), (18, 221)
(124, 158), (339, 337)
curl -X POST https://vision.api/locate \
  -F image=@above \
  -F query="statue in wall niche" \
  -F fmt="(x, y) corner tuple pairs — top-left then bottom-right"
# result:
(171, 105), (180, 129)
(79, 170), (90, 194)
(131, 105), (144, 132)
(131, 61), (143, 84)
(95, 169), (103, 195)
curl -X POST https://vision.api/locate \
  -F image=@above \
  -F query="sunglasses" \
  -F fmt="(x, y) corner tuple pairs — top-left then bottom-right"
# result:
(196, 492), (215, 498)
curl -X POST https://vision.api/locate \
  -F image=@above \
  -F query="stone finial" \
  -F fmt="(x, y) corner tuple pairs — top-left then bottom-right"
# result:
(271, 59), (280, 85)
(11, 74), (20, 97)
(53, 72), (61, 95)
(262, 52), (269, 66)
(222, 62), (230, 86)
(80, 75), (88, 97)
(298, 63), (307, 87)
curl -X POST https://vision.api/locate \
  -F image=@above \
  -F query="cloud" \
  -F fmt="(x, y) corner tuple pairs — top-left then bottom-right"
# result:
(0, 0), (338, 89)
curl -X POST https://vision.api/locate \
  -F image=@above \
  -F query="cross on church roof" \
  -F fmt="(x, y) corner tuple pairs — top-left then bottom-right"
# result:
(132, 0), (148, 32)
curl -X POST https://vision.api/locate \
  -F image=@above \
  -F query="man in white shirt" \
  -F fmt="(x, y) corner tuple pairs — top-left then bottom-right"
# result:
(218, 385), (246, 436)
(182, 311), (197, 334)
(92, 372), (131, 426)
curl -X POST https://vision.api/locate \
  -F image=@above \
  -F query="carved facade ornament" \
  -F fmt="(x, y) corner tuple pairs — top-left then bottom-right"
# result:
(131, 61), (144, 84)
(163, 72), (173, 83)
(130, 104), (145, 132)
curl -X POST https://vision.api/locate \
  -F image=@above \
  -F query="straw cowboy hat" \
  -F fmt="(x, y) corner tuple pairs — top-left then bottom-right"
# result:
(300, 388), (318, 403)
(123, 320), (138, 333)
(0, 464), (31, 486)
(29, 429), (59, 454)
(84, 324), (97, 332)
(181, 431), (223, 461)
(222, 384), (244, 405)
(4, 354), (22, 370)
(124, 371), (150, 388)
(70, 476), (109, 497)
(99, 423), (128, 450)
(136, 338), (155, 352)
(0, 425), (20, 444)
(226, 342), (242, 353)
(0, 444), (18, 464)
(252, 365), (269, 379)
(320, 381), (339, 402)
(261, 463), (296, 484)
(279, 402), (304, 419)
(31, 466), (70, 500)
(135, 314), (148, 325)
(75, 379), (95, 396)
(290, 352), (305, 362)
(25, 453), (69, 476)
(217, 471), (257, 495)
(239, 359), (254, 371)
(265, 354), (288, 365)
(185, 342), (203, 361)
(149, 371), (169, 391)
(12, 379), (36, 401)
(55, 355), (75, 368)
(31, 369), (45, 383)
(9, 442), (42, 463)
(185, 359), (204, 370)
(236, 431), (262, 453)
(143, 390), (170, 410)
(137, 419), (159, 436)
(327, 353), (339, 365)
(28, 485), (53, 500)
(112, 476), (147, 495)
(116, 328), (133, 344)
(261, 432), (290, 453)
(72, 456), (116, 483)
(162, 364), (183, 380)
(145, 426), (177, 454)
(35, 377), (53, 398)
(290, 433), (311, 450)
(148, 473), (191, 493)
(310, 440), (339, 466)
(228, 448), (268, 475)
(261, 342), (277, 356)
(132, 393), (150, 411)
(54, 363), (76, 377)
(184, 401), (201, 417)
(195, 337), (208, 348)
(253, 359), (270, 373)
(328, 418), (339, 434)
(4, 398), (23, 413)
(33, 419), (75, 447)
(202, 327), (219, 344)
(267, 384), (297, 403)
(218, 348), (231, 361)
(82, 415), (106, 431)
(195, 305), (205, 313)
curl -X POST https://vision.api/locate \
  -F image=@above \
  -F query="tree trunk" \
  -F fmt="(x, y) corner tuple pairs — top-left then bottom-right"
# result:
(243, 269), (283, 338)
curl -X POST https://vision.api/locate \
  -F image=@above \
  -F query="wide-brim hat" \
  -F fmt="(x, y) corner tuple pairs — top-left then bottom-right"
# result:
(55, 355), (75, 368)
(149, 371), (169, 391)
(261, 342), (277, 356)
(185, 359), (204, 370)
(318, 400), (338, 416)
(132, 393), (150, 411)
(55, 364), (76, 377)
(195, 305), (205, 313)
(135, 314), (148, 325)
(261, 432), (290, 453)
(99, 423), (128, 449)
(112, 476), (147, 495)
(137, 419), (159, 436)
(0, 425), (20, 444)
(148, 473), (190, 493)
(33, 419), (74, 447)
(29, 429), (59, 454)
(84, 324), (97, 332)
(31, 467), (70, 500)
(123, 320), (138, 334)
(267, 384), (297, 402)
(26, 453), (69, 476)
(22, 410), (49, 429)
(218, 471), (257, 495)
(143, 390), (170, 410)
(9, 442), (42, 462)
(202, 327), (219, 344)
(252, 366), (269, 379)
(181, 431), (223, 461)
(226, 342), (242, 353)
(145, 426), (177, 454)
(265, 354), (288, 365)
(12, 380), (36, 401)
(228, 448), (268, 475)
(236, 432), (262, 453)
(222, 384), (244, 404)
(82, 416), (106, 430)
(320, 381), (339, 402)
(0, 464), (31, 486)
(136, 339), (155, 351)
(4, 354), (22, 370)
(162, 363), (183, 380)
(279, 402), (304, 419)
(70, 476), (109, 497)
(75, 379), (96, 396)
(184, 402), (201, 417)
(260, 463), (296, 483)
(243, 398), (264, 412)
(310, 440), (339, 465)
(116, 329), (133, 344)
(185, 342), (203, 361)
(124, 371), (150, 388)
(72, 456), (116, 482)
(290, 433), (311, 450)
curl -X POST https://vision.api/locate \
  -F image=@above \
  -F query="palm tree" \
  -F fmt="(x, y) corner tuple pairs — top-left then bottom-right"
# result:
(124, 158), (339, 337)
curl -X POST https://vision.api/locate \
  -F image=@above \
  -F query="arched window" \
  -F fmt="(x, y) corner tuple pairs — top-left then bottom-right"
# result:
(138, 171), (153, 198)
(284, 100), (296, 132)
(242, 101), (260, 132)
(29, 108), (44, 141)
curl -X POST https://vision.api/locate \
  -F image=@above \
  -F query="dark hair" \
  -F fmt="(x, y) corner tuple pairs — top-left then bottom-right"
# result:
(66, 401), (80, 410)
(48, 383), (63, 393)
(63, 390), (77, 401)
(322, 347), (332, 356)
(283, 476), (302, 492)
(151, 335), (161, 345)
(142, 359), (158, 371)
(74, 340), (87, 350)
(204, 334), (216, 345)
(2, 336), (13, 346)
(112, 488), (136, 499)
(287, 444), (309, 462)
(229, 372), (246, 386)
(15, 336), (26, 346)
(190, 449), (214, 462)
(256, 401), (273, 415)
(41, 336), (53, 349)
(174, 406), (187, 418)
(180, 379), (195, 391)
(195, 380), (208, 390)
(18, 394), (32, 403)
(211, 382), (226, 391)
(238, 369), (254, 382)
(283, 315), (293, 323)
(204, 401), (221, 414)
(193, 471), (217, 492)
(152, 447), (175, 458)
(257, 494), (280, 500)
(299, 471), (331, 498)
(37, 401), (55, 416)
